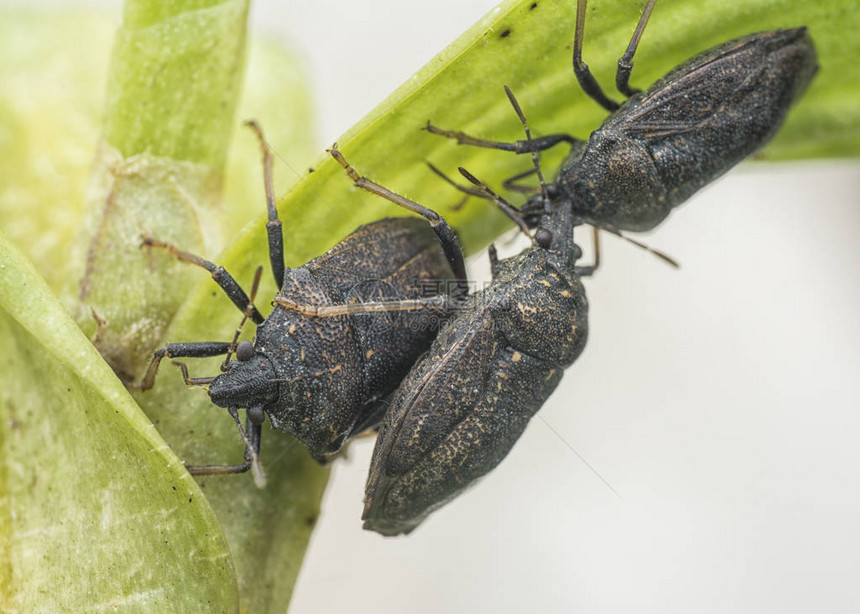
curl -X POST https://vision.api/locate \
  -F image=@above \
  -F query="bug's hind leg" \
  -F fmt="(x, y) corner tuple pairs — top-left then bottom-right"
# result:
(615, 0), (657, 97)
(329, 147), (469, 299)
(573, 0), (658, 108)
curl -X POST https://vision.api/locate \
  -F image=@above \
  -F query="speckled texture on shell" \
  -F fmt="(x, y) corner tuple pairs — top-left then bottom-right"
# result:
(223, 217), (455, 457)
(523, 28), (818, 231)
(359, 27), (819, 536)
(363, 213), (588, 535)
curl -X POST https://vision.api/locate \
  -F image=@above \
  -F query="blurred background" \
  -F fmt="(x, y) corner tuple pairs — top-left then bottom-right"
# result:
(8, 1), (860, 612)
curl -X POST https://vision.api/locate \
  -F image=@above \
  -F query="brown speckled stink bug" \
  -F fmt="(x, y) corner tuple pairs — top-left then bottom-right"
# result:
(363, 178), (592, 535)
(429, 0), (818, 235)
(133, 122), (467, 485)
(362, 0), (817, 534)
(359, 80), (596, 533)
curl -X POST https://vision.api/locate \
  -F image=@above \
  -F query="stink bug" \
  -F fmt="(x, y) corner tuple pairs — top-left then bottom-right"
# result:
(428, 0), (817, 234)
(134, 122), (466, 483)
(361, 0), (817, 533)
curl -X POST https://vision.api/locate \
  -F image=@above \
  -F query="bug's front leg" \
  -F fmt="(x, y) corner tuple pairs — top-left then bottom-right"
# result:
(128, 341), (231, 391)
(425, 121), (578, 155)
(186, 408), (267, 489)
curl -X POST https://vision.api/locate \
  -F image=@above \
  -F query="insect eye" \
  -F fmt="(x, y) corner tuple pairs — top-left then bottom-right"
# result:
(535, 228), (553, 249)
(236, 340), (255, 361)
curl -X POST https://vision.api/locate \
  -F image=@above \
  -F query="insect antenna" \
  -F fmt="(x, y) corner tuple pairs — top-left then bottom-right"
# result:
(503, 86), (551, 215)
(221, 265), (264, 372)
(600, 227), (680, 268)
(174, 362), (217, 387)
(457, 167), (531, 238)
(426, 162), (493, 201)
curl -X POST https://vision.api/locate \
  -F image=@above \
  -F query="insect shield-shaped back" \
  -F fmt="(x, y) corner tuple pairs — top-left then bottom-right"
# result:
(547, 28), (817, 231)
(362, 222), (588, 535)
(226, 217), (454, 459)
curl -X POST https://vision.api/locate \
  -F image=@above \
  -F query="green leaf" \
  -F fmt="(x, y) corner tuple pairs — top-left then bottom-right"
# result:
(132, 268), (330, 612)
(1, 1), (857, 612)
(103, 0), (249, 166)
(0, 230), (237, 612)
(75, 0), (254, 379)
(0, 7), (324, 613)
(0, 10), (114, 299)
(266, 0), (858, 259)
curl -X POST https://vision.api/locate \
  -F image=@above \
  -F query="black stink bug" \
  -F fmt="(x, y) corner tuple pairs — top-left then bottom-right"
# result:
(361, 126), (593, 535)
(133, 122), (466, 483)
(359, 0), (818, 534)
(428, 0), (818, 234)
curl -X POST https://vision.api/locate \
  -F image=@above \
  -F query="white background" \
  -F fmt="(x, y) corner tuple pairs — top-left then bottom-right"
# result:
(247, 3), (860, 614)
(22, 1), (860, 612)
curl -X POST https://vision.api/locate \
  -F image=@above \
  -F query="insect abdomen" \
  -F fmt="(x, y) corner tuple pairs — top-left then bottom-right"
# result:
(562, 28), (817, 231)
(362, 249), (588, 535)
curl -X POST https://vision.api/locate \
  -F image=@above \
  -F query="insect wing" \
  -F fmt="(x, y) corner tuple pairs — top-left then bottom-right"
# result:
(308, 217), (453, 292)
(617, 28), (817, 141)
(363, 300), (566, 535)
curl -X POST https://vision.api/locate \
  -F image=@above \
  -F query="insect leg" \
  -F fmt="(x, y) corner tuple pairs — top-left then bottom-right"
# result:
(425, 121), (577, 154)
(573, 0), (621, 111)
(615, 0), (657, 97)
(130, 341), (231, 391)
(245, 121), (286, 290)
(141, 237), (264, 324)
(329, 147), (468, 298)
(431, 149), (541, 197)
(457, 167), (532, 237)
(575, 226), (601, 277)
(502, 167), (540, 194)
(488, 243), (502, 279)
(186, 409), (266, 488)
